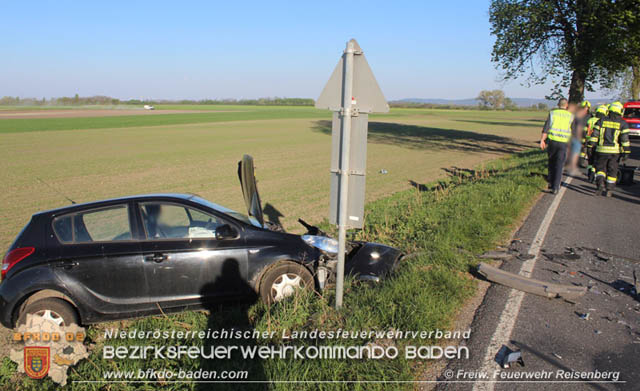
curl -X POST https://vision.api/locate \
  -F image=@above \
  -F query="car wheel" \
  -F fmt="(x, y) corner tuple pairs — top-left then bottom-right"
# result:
(17, 298), (79, 327)
(260, 262), (314, 304)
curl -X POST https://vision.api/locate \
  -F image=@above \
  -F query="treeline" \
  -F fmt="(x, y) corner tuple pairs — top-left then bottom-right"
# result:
(158, 97), (315, 106)
(389, 100), (549, 111)
(0, 95), (120, 106)
(0, 95), (314, 107)
(389, 102), (484, 110)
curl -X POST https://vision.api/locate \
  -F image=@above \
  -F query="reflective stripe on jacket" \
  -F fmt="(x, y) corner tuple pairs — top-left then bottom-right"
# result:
(590, 117), (631, 154)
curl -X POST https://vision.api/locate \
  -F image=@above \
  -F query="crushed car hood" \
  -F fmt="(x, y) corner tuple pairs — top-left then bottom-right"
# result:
(238, 155), (265, 228)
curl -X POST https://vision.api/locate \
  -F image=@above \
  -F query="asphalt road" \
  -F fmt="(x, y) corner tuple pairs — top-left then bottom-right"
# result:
(438, 140), (640, 391)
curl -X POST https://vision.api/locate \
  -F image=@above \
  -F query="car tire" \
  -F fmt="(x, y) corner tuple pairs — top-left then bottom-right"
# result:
(17, 298), (79, 327)
(259, 262), (314, 304)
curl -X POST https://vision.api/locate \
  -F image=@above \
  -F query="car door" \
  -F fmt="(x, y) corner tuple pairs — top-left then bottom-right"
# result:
(136, 201), (250, 309)
(51, 203), (149, 319)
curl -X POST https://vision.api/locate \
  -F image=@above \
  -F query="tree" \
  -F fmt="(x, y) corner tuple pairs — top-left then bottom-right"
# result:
(601, 67), (636, 101)
(489, 0), (612, 103)
(477, 89), (506, 109)
(504, 97), (518, 110)
(595, 0), (640, 100)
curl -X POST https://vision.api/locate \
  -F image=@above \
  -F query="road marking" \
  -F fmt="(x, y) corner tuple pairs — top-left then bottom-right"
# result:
(473, 176), (573, 391)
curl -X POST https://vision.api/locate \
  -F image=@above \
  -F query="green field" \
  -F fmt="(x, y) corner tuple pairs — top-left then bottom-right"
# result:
(0, 105), (545, 250)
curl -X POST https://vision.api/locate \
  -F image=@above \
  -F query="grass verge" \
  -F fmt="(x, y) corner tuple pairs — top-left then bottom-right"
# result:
(0, 149), (548, 390)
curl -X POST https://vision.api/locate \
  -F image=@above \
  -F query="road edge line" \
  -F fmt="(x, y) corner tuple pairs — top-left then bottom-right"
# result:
(472, 175), (573, 391)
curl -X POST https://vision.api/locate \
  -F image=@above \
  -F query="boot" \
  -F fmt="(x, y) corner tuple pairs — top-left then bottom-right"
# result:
(605, 190), (612, 197)
(595, 182), (604, 196)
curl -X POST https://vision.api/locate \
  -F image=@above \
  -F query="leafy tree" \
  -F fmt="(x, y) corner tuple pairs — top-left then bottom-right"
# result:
(477, 89), (506, 109)
(504, 97), (518, 110)
(596, 0), (640, 100)
(489, 0), (611, 103)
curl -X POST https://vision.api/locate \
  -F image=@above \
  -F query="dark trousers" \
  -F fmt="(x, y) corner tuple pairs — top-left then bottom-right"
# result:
(547, 140), (567, 191)
(594, 153), (619, 190)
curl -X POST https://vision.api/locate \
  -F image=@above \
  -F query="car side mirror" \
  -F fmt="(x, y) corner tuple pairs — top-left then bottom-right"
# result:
(215, 224), (237, 240)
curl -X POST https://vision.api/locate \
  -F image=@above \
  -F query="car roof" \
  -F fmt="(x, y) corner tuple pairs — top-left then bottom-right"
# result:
(35, 193), (199, 216)
(624, 101), (640, 108)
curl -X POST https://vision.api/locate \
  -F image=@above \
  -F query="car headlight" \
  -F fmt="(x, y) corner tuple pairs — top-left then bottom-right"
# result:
(302, 235), (339, 254)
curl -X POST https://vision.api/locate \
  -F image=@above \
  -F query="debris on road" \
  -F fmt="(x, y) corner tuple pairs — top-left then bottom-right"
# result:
(479, 250), (516, 260)
(542, 251), (580, 261)
(477, 263), (587, 300)
(552, 352), (563, 360)
(578, 312), (590, 320)
(502, 351), (524, 368)
(495, 345), (525, 369)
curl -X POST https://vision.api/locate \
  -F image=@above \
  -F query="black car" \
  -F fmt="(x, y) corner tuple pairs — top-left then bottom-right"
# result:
(0, 156), (401, 328)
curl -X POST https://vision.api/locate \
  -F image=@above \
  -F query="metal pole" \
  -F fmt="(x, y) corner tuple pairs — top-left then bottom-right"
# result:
(335, 40), (355, 309)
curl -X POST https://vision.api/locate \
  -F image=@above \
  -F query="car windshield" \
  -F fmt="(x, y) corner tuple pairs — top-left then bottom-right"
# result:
(189, 196), (263, 228)
(624, 107), (640, 119)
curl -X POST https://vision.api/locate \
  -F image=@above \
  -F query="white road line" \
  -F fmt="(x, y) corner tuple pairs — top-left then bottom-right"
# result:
(473, 176), (573, 391)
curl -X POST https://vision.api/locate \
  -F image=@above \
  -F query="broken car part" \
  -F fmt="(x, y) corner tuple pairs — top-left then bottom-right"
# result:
(477, 263), (587, 300)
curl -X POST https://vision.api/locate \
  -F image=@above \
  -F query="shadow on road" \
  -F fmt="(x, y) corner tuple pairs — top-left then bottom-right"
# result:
(593, 344), (640, 389)
(511, 340), (609, 391)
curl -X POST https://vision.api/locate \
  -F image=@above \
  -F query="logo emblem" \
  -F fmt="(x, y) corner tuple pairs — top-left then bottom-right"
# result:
(24, 346), (50, 379)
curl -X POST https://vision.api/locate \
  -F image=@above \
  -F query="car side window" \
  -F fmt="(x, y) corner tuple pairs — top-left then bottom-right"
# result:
(52, 205), (132, 243)
(140, 202), (226, 240)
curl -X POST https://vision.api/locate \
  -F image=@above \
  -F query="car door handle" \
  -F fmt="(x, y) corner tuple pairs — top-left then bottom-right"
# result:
(55, 260), (78, 270)
(145, 254), (168, 263)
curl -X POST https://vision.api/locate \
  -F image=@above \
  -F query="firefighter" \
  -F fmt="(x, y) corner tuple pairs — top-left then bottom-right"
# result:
(540, 98), (574, 194)
(588, 101), (631, 196)
(583, 104), (609, 182)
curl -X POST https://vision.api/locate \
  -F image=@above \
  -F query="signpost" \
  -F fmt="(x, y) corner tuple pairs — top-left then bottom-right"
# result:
(316, 39), (388, 308)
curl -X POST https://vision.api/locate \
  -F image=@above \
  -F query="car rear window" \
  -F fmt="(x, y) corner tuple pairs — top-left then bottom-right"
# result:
(52, 205), (132, 243)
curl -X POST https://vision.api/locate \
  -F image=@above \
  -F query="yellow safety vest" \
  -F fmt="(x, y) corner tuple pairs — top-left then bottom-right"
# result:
(547, 109), (573, 143)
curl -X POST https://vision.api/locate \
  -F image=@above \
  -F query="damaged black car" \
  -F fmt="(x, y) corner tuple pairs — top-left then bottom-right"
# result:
(0, 155), (401, 327)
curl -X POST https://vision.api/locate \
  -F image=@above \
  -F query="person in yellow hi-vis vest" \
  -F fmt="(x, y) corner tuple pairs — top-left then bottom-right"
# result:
(587, 101), (631, 197)
(540, 98), (575, 194)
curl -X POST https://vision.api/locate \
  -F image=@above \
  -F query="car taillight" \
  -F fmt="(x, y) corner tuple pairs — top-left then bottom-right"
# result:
(1, 247), (34, 280)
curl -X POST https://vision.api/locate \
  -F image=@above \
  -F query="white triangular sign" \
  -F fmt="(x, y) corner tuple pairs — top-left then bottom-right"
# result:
(316, 40), (389, 113)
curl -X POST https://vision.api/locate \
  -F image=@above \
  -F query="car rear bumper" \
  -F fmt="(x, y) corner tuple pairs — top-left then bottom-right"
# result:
(625, 121), (640, 136)
(345, 242), (402, 282)
(628, 128), (640, 137)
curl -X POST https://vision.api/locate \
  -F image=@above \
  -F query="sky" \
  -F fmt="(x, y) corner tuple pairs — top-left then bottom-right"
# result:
(0, 1), (605, 101)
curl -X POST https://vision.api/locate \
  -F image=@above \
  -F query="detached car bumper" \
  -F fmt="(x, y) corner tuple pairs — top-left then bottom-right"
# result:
(345, 242), (403, 282)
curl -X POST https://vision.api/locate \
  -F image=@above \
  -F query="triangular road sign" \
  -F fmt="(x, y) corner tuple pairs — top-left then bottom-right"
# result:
(316, 39), (389, 113)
